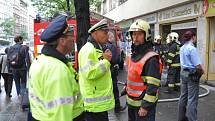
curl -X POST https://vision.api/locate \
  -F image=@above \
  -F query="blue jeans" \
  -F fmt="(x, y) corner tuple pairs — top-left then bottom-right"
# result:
(12, 70), (27, 96)
(178, 70), (199, 121)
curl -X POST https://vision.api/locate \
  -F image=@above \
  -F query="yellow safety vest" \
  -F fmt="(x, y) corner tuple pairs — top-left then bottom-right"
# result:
(78, 42), (115, 112)
(29, 54), (84, 121)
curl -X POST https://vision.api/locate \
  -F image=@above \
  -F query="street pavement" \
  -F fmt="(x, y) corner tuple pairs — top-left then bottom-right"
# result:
(1, 69), (215, 121)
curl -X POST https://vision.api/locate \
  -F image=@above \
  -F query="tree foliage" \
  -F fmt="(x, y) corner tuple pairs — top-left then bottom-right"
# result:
(0, 18), (16, 38)
(20, 29), (28, 40)
(31, 0), (102, 18)
(31, 0), (75, 17)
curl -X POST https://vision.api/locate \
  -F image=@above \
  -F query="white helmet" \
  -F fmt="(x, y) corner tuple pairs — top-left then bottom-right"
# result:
(154, 35), (162, 43)
(166, 34), (171, 44)
(129, 19), (151, 41)
(170, 32), (180, 44)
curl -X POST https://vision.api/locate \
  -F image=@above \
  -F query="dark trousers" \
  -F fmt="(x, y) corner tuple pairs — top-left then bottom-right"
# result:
(12, 69), (27, 96)
(85, 111), (108, 121)
(128, 105), (156, 121)
(2, 73), (13, 96)
(74, 112), (86, 121)
(111, 71), (121, 113)
(167, 67), (180, 87)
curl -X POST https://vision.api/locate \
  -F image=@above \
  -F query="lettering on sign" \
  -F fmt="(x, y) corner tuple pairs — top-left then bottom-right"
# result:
(158, 1), (202, 22)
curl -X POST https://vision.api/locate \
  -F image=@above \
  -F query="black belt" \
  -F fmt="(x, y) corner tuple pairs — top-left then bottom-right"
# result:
(183, 68), (190, 71)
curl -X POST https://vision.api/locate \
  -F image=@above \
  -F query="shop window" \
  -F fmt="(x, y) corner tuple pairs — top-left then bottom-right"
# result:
(102, 0), (107, 14)
(109, 0), (116, 11)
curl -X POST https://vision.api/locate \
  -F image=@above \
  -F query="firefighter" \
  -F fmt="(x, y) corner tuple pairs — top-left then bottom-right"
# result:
(78, 19), (115, 121)
(126, 19), (162, 121)
(28, 15), (84, 121)
(166, 32), (181, 92)
(153, 35), (166, 64)
(153, 35), (162, 54)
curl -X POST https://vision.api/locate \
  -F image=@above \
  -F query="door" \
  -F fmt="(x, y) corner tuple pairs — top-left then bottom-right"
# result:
(208, 17), (215, 80)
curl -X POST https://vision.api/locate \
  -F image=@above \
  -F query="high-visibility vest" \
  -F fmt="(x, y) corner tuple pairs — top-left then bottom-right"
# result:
(127, 51), (160, 98)
(29, 55), (84, 121)
(78, 42), (115, 112)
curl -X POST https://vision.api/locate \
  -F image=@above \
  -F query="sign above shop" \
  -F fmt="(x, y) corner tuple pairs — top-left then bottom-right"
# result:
(204, 0), (215, 17)
(134, 13), (157, 24)
(171, 21), (197, 30)
(158, 1), (203, 22)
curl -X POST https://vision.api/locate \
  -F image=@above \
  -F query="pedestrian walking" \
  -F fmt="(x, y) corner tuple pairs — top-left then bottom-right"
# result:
(0, 48), (13, 98)
(28, 14), (84, 121)
(7, 35), (31, 96)
(78, 19), (115, 121)
(178, 30), (204, 121)
(126, 19), (162, 121)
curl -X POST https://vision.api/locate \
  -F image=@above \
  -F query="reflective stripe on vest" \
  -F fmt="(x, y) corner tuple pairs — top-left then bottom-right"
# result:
(126, 96), (142, 107)
(127, 51), (158, 98)
(143, 94), (158, 103)
(171, 63), (180, 67)
(79, 60), (107, 74)
(127, 80), (144, 86)
(84, 95), (112, 103)
(79, 61), (95, 72)
(168, 53), (175, 57)
(29, 92), (79, 109)
(144, 76), (160, 86)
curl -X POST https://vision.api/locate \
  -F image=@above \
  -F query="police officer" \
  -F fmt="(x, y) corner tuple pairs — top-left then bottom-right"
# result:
(126, 19), (162, 121)
(78, 19), (115, 121)
(28, 15), (84, 121)
(166, 32), (181, 92)
(178, 30), (204, 121)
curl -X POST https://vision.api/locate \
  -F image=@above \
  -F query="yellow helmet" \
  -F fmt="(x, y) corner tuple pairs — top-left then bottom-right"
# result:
(129, 19), (151, 41)
(154, 35), (162, 43)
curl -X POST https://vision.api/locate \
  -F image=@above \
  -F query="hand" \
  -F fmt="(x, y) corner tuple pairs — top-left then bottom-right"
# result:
(103, 49), (112, 61)
(138, 107), (148, 117)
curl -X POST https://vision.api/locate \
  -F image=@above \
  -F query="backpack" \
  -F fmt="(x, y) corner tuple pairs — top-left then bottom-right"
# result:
(7, 44), (24, 68)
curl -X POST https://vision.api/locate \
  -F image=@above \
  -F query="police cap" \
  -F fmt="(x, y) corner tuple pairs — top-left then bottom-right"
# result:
(88, 19), (109, 33)
(40, 15), (72, 43)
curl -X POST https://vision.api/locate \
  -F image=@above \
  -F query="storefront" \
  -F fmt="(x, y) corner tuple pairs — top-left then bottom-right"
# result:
(204, 0), (215, 80)
(156, 1), (210, 80)
(157, 1), (203, 42)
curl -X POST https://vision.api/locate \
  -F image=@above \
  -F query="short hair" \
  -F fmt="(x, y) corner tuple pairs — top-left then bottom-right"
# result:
(14, 36), (23, 43)
(182, 30), (196, 41)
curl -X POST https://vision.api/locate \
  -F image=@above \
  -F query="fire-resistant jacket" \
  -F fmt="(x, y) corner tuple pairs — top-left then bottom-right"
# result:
(166, 42), (181, 68)
(29, 54), (84, 121)
(78, 36), (115, 112)
(126, 48), (162, 109)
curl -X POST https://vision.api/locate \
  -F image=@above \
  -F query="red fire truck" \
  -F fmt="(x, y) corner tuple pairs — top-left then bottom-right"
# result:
(34, 12), (124, 69)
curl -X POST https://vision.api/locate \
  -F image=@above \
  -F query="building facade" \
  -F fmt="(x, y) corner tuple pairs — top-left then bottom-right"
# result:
(101, 0), (215, 80)
(0, 0), (35, 44)
(0, 0), (13, 42)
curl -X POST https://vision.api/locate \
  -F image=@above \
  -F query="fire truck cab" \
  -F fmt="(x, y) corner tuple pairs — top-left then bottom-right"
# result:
(34, 13), (124, 69)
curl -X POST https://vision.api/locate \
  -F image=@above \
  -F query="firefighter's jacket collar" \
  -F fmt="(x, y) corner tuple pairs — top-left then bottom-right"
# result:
(41, 44), (68, 64)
